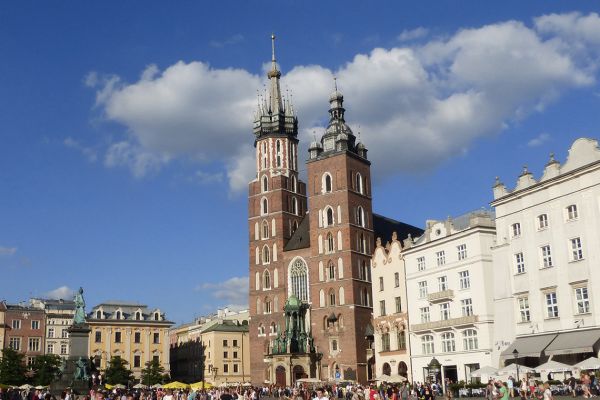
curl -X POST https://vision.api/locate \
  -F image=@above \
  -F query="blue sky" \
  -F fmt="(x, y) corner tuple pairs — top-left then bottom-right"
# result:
(1, 1), (600, 324)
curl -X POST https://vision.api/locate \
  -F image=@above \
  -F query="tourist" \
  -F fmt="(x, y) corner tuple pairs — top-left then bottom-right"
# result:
(497, 381), (508, 400)
(527, 376), (536, 400)
(314, 388), (328, 400)
(541, 383), (552, 400)
(507, 377), (514, 399)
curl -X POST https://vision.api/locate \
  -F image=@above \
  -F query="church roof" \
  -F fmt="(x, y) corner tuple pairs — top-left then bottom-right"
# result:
(284, 214), (311, 251)
(373, 213), (423, 244)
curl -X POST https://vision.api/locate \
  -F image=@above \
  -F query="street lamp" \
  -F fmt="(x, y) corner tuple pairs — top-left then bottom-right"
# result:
(512, 349), (520, 382)
(428, 358), (441, 384)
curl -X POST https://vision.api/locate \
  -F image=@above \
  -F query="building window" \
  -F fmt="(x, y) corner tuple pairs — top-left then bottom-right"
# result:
(515, 252), (525, 274)
(9, 337), (21, 351)
(418, 281), (428, 298)
(28, 338), (40, 352)
(438, 276), (448, 291)
(356, 206), (365, 227)
(12, 320), (21, 329)
(420, 307), (430, 323)
(324, 174), (332, 193)
(262, 221), (269, 239)
(328, 261), (336, 280)
(441, 332), (456, 352)
(115, 332), (122, 343)
(47, 343), (54, 354)
(261, 198), (268, 215)
(397, 331), (406, 350)
(575, 287), (590, 314)
(459, 270), (470, 289)
(538, 214), (548, 229)
(518, 297), (530, 322)
(436, 251), (446, 266)
(326, 233), (334, 253)
(96, 310), (102, 319)
(329, 290), (336, 306)
(290, 258), (309, 301)
(264, 299), (272, 314)
(27, 357), (35, 368)
(276, 140), (282, 167)
(394, 272), (400, 287)
(115, 311), (122, 320)
(546, 292), (559, 318)
(417, 257), (426, 271)
(360, 288), (371, 307)
(395, 297), (402, 313)
(154, 312), (160, 321)
(223, 364), (229, 374)
(379, 300), (386, 316)
(356, 173), (363, 194)
(134, 332), (141, 343)
(440, 303), (450, 320)
(291, 197), (298, 215)
(262, 176), (268, 192)
(357, 233), (366, 253)
(457, 244), (467, 260)
(567, 204), (578, 220)
(61, 329), (68, 339)
(326, 207), (335, 226)
(262, 246), (271, 264)
(463, 329), (478, 350)
(223, 339), (228, 347)
(31, 320), (40, 330)
(540, 245), (553, 268)
(48, 328), (55, 338)
(134, 355), (141, 368)
(263, 270), (271, 289)
(571, 237), (584, 261)
(262, 142), (267, 170)
(233, 339), (238, 347)
(233, 364), (239, 373)
(153, 355), (159, 363)
(381, 333), (390, 352)
(233, 351), (238, 358)
(461, 298), (473, 316)
(421, 335), (434, 355)
(379, 277), (384, 291)
(223, 351), (228, 359)
(511, 223), (521, 238)
(95, 331), (102, 343)
(135, 311), (142, 320)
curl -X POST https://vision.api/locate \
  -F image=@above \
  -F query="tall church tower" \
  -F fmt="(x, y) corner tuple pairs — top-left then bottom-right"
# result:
(306, 84), (374, 383)
(248, 36), (307, 382)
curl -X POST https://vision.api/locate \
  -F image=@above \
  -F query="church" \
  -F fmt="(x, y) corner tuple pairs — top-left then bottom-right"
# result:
(248, 37), (423, 385)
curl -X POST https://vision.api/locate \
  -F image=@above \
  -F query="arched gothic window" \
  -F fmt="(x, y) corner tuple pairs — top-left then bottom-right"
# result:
(262, 221), (269, 239)
(329, 289), (336, 306)
(357, 206), (365, 227)
(262, 142), (268, 169)
(327, 261), (335, 280)
(326, 207), (334, 226)
(356, 173), (363, 194)
(326, 233), (334, 253)
(263, 270), (271, 289)
(276, 140), (282, 167)
(292, 197), (298, 215)
(262, 176), (268, 192)
(291, 175), (297, 192)
(261, 198), (268, 215)
(290, 259), (309, 301)
(291, 220), (299, 235)
(262, 246), (270, 264)
(323, 173), (332, 193)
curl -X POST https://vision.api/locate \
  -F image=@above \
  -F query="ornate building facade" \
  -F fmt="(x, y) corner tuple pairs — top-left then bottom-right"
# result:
(248, 37), (422, 385)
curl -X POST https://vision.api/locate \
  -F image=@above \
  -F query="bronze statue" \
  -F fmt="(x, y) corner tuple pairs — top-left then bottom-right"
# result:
(73, 287), (86, 325)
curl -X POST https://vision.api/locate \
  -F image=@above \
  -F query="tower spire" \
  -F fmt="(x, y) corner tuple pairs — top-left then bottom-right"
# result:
(267, 34), (283, 115)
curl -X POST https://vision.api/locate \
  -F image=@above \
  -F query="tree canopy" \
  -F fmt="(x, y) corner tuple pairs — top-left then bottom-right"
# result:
(32, 354), (63, 386)
(140, 359), (166, 386)
(104, 356), (133, 385)
(0, 348), (27, 386)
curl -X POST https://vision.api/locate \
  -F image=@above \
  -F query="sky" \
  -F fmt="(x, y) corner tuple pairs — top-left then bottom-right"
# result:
(2, 1), (600, 324)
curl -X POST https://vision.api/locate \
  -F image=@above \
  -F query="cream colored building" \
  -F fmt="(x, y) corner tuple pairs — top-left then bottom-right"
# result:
(170, 308), (249, 384)
(371, 233), (411, 381)
(30, 298), (75, 359)
(88, 301), (173, 380)
(492, 138), (600, 367)
(0, 302), (6, 357)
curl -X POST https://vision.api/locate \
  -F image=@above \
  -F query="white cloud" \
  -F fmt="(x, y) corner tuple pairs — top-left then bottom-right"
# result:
(89, 13), (600, 192)
(196, 276), (248, 307)
(210, 34), (245, 48)
(64, 137), (98, 162)
(397, 27), (429, 41)
(45, 286), (75, 300)
(528, 132), (551, 147)
(0, 246), (17, 256)
(193, 170), (224, 185)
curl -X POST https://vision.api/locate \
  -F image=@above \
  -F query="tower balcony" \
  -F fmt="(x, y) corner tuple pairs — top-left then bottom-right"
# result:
(427, 289), (454, 303)
(410, 315), (478, 332)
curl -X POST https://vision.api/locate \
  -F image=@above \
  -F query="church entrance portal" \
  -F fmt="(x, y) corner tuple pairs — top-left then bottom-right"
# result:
(276, 366), (286, 386)
(293, 365), (307, 383)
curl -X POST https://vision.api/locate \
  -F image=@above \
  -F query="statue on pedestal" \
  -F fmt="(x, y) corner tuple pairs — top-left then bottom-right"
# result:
(73, 287), (86, 325)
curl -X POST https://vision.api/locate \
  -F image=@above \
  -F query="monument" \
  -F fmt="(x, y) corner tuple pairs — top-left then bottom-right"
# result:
(50, 287), (91, 396)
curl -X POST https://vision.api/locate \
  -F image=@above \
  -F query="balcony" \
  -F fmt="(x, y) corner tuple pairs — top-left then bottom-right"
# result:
(427, 289), (454, 303)
(410, 315), (478, 332)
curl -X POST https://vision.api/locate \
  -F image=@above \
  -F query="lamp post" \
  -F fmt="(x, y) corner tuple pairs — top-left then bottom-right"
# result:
(512, 349), (520, 382)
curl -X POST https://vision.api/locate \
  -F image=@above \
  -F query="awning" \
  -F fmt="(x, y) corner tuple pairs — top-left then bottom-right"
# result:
(500, 334), (558, 358)
(545, 329), (600, 356)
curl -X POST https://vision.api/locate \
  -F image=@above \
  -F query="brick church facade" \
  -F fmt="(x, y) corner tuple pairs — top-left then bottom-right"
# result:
(248, 37), (422, 385)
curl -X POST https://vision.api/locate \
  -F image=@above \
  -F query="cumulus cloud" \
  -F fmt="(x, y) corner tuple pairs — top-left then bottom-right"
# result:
(45, 286), (75, 300)
(397, 27), (429, 41)
(210, 34), (245, 48)
(89, 13), (600, 192)
(0, 246), (17, 256)
(196, 276), (248, 307)
(528, 132), (551, 147)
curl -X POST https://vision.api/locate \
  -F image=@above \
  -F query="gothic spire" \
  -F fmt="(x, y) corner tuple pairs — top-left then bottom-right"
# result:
(267, 34), (283, 115)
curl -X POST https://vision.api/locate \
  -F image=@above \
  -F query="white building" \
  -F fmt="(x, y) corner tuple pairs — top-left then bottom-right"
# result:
(491, 138), (600, 368)
(404, 210), (496, 383)
(30, 298), (75, 359)
(371, 232), (411, 381)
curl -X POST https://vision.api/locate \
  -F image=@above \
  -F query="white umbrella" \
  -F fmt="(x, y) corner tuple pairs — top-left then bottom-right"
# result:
(375, 374), (391, 382)
(296, 378), (322, 383)
(575, 357), (600, 370)
(471, 366), (499, 378)
(151, 384), (163, 389)
(113, 384), (126, 389)
(133, 383), (147, 389)
(535, 360), (572, 373)
(497, 363), (534, 375)
(19, 385), (33, 390)
(387, 374), (407, 383)
(242, 382), (252, 387)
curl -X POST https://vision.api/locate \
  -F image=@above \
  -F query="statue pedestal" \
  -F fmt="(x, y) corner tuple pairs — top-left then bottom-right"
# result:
(50, 324), (92, 396)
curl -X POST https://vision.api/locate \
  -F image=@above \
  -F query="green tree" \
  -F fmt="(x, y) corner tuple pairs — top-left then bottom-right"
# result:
(104, 356), (133, 385)
(0, 348), (27, 385)
(32, 354), (62, 386)
(140, 359), (166, 386)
